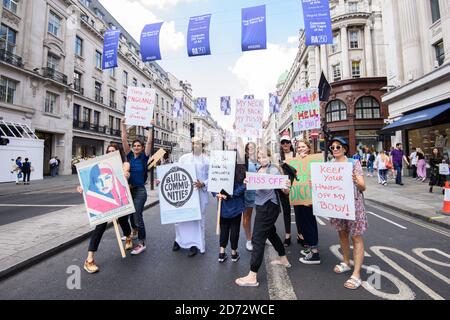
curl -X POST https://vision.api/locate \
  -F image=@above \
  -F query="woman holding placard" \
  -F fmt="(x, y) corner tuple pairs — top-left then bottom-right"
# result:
(429, 148), (446, 194)
(329, 137), (367, 290)
(294, 140), (321, 265)
(235, 148), (291, 287)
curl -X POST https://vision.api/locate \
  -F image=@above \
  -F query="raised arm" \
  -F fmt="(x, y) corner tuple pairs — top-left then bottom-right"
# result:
(145, 120), (155, 157)
(121, 118), (131, 156)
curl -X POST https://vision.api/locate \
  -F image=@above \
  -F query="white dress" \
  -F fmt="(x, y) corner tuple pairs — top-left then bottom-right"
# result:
(175, 153), (209, 253)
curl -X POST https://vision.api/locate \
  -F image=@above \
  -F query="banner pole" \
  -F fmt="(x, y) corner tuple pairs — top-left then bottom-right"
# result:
(113, 219), (126, 258)
(216, 198), (222, 236)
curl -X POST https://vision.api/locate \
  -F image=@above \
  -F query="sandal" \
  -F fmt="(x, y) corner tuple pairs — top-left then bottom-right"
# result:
(344, 276), (362, 290)
(333, 262), (352, 274)
(235, 277), (259, 287)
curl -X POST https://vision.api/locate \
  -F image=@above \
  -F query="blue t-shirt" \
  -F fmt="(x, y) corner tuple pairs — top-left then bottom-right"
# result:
(127, 151), (150, 187)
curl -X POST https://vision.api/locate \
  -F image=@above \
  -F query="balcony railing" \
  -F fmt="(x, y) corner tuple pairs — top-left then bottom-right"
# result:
(42, 67), (68, 85)
(74, 86), (84, 95)
(0, 49), (23, 68)
(95, 95), (103, 103)
(109, 101), (117, 108)
(73, 120), (106, 134)
(154, 138), (162, 145)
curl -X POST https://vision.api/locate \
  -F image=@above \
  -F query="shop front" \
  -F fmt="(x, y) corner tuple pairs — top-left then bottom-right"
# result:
(72, 137), (105, 173)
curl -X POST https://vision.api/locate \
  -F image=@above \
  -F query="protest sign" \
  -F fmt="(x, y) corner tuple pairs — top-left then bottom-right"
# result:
(288, 154), (323, 206)
(439, 163), (449, 175)
(292, 89), (321, 132)
(311, 162), (355, 220)
(208, 150), (236, 195)
(76, 151), (135, 227)
(125, 87), (155, 127)
(235, 99), (264, 138)
(246, 172), (289, 191)
(157, 164), (201, 225)
(148, 148), (167, 169)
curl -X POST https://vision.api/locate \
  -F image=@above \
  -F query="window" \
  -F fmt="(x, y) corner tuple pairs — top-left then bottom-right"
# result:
(166, 101), (169, 112)
(109, 89), (116, 108)
(326, 100), (347, 123)
(434, 41), (444, 66)
(47, 53), (60, 70)
(333, 64), (341, 81)
(132, 78), (137, 87)
(95, 50), (102, 69)
(93, 111), (100, 127)
(75, 36), (83, 56)
(109, 116), (114, 130)
(355, 97), (381, 119)
(48, 11), (62, 37)
(95, 82), (102, 101)
(115, 118), (121, 131)
(109, 67), (116, 78)
(0, 24), (17, 53)
(83, 107), (91, 123)
(45, 92), (58, 114)
(331, 32), (340, 53)
(123, 96), (127, 109)
(0, 76), (18, 104)
(156, 93), (159, 106)
(73, 71), (82, 92)
(73, 104), (80, 123)
(3, 0), (18, 13)
(430, 0), (441, 23)
(123, 71), (128, 86)
(352, 61), (361, 78)
(348, 1), (358, 13)
(349, 30), (359, 49)
(79, 0), (91, 8)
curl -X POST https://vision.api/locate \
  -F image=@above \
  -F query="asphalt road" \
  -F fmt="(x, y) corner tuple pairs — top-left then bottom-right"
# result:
(0, 197), (449, 300)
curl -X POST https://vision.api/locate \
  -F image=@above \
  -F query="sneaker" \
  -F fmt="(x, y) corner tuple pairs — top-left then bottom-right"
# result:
(218, 252), (228, 263)
(188, 246), (198, 257)
(231, 252), (240, 262)
(131, 229), (138, 240)
(299, 252), (321, 265)
(125, 237), (133, 251)
(245, 240), (253, 252)
(131, 243), (146, 255)
(84, 260), (99, 274)
(300, 249), (311, 257)
(172, 241), (181, 252)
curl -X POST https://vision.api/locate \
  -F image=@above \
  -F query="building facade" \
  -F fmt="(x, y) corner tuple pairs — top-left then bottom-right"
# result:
(193, 110), (224, 155)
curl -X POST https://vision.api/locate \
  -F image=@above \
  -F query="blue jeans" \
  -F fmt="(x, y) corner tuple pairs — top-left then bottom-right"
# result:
(367, 161), (374, 174)
(131, 186), (147, 241)
(394, 163), (402, 184)
(379, 169), (388, 184)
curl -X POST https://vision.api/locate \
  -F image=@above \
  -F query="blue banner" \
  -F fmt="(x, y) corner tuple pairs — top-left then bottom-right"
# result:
(244, 95), (254, 99)
(220, 96), (231, 115)
(197, 97), (207, 115)
(269, 93), (280, 114)
(302, 0), (333, 46)
(140, 22), (164, 62)
(187, 14), (212, 57)
(173, 97), (184, 118)
(102, 29), (120, 70)
(241, 5), (267, 52)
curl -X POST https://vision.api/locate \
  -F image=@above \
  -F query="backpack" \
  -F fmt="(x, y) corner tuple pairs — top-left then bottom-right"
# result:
(369, 154), (375, 162)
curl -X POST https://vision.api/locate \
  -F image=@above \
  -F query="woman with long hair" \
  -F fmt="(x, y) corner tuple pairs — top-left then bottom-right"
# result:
(279, 134), (295, 247)
(429, 148), (445, 194)
(416, 148), (427, 182)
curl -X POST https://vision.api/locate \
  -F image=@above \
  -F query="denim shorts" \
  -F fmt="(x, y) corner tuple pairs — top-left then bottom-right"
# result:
(244, 190), (256, 208)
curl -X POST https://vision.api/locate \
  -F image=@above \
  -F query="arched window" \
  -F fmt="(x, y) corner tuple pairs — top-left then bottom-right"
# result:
(355, 97), (381, 119)
(326, 100), (347, 123)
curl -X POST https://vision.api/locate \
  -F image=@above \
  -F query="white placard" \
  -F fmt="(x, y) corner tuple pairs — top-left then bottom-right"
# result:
(439, 163), (449, 175)
(246, 172), (289, 191)
(125, 87), (155, 126)
(235, 99), (264, 138)
(208, 150), (236, 195)
(311, 162), (356, 220)
(157, 163), (202, 225)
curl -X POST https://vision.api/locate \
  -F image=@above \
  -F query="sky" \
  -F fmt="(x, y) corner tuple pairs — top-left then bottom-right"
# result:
(99, 0), (305, 131)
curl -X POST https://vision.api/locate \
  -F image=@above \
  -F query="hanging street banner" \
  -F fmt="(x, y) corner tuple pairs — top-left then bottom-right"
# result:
(242, 5), (267, 52)
(197, 97), (207, 115)
(157, 164), (202, 225)
(244, 95), (255, 99)
(187, 14), (212, 57)
(221, 96), (231, 115)
(173, 97), (184, 118)
(76, 152), (135, 227)
(140, 22), (164, 62)
(311, 162), (356, 220)
(246, 173), (289, 191)
(102, 29), (120, 70)
(292, 88), (321, 132)
(269, 92), (280, 114)
(288, 154), (323, 206)
(208, 150), (236, 195)
(301, 0), (333, 46)
(235, 99), (264, 138)
(125, 87), (156, 127)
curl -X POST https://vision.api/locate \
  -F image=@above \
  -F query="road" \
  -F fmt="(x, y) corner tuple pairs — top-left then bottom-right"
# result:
(0, 196), (449, 300)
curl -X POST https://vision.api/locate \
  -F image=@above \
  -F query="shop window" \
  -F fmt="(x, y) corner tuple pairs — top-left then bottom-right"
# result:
(355, 96), (381, 119)
(326, 100), (347, 123)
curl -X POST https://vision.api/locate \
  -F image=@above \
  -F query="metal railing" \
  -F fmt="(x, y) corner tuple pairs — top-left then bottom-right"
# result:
(109, 101), (117, 108)
(0, 49), (23, 68)
(42, 67), (68, 85)
(95, 95), (103, 103)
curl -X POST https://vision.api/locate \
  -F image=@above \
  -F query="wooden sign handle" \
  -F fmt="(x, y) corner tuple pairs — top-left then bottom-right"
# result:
(216, 198), (222, 236)
(113, 219), (126, 258)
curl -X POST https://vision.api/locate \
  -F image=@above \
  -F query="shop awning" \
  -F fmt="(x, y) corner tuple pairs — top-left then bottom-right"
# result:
(380, 102), (450, 132)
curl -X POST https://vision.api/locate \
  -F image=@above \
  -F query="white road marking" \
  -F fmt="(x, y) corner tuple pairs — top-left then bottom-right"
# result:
(0, 204), (78, 207)
(366, 211), (407, 230)
(412, 248), (450, 268)
(264, 246), (297, 300)
(316, 217), (326, 226)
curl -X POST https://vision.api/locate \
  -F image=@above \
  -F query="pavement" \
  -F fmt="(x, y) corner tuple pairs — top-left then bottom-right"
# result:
(0, 175), (159, 280)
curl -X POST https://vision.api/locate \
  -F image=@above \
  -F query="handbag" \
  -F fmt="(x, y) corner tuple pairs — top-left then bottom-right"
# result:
(385, 159), (393, 170)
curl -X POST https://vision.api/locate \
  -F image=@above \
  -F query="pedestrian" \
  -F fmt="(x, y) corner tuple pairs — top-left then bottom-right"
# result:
(49, 156), (57, 177)
(390, 143), (409, 186)
(409, 148), (418, 179)
(294, 140), (321, 265)
(242, 142), (259, 252)
(279, 133), (295, 247)
(214, 161), (246, 263)
(121, 118), (154, 255)
(55, 156), (61, 175)
(80, 143), (134, 274)
(429, 148), (446, 194)
(366, 149), (376, 177)
(375, 150), (389, 186)
(416, 148), (426, 182)
(21, 158), (32, 185)
(328, 137), (368, 290)
(13, 157), (23, 184)
(235, 147), (291, 287)
(172, 137), (209, 257)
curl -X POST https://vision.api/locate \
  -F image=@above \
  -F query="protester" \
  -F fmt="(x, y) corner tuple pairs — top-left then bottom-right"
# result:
(416, 148), (426, 182)
(294, 140), (321, 264)
(21, 158), (32, 185)
(409, 148), (418, 179)
(279, 133), (295, 247)
(13, 157), (23, 184)
(328, 137), (368, 290)
(235, 147), (291, 287)
(214, 162), (246, 263)
(375, 150), (389, 186)
(80, 143), (134, 274)
(172, 137), (209, 257)
(121, 119), (154, 255)
(390, 143), (409, 186)
(366, 149), (375, 177)
(429, 148), (446, 194)
(242, 142), (259, 252)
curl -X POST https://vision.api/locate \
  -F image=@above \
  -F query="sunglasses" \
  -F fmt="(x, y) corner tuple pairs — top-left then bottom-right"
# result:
(281, 141), (291, 145)
(329, 145), (343, 151)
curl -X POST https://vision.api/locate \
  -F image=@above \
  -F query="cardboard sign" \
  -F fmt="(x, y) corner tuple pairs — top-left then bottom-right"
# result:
(311, 162), (355, 220)
(235, 99), (264, 138)
(157, 164), (201, 225)
(208, 150), (236, 195)
(148, 148), (166, 169)
(292, 89), (321, 132)
(439, 163), (449, 175)
(246, 172), (289, 191)
(125, 87), (155, 127)
(288, 154), (324, 206)
(76, 152), (135, 227)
